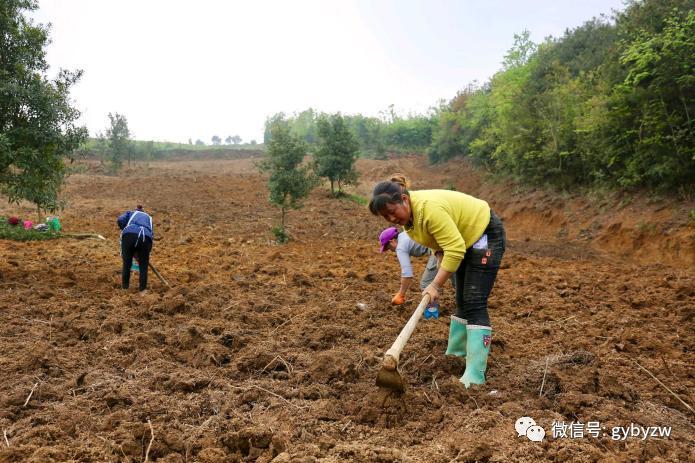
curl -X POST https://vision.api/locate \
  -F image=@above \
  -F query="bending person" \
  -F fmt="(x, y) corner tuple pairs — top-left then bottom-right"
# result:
(369, 175), (505, 388)
(117, 204), (154, 293)
(378, 226), (454, 318)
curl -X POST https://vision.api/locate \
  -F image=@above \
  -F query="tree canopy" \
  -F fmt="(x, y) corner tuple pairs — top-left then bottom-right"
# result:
(258, 117), (316, 242)
(261, 0), (692, 193)
(428, 0), (694, 191)
(106, 113), (131, 171)
(0, 0), (87, 212)
(314, 113), (360, 195)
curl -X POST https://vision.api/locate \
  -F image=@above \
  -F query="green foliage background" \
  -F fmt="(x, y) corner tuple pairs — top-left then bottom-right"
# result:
(266, 0), (694, 193)
(429, 0), (694, 191)
(9, 0), (690, 205)
(0, 0), (88, 213)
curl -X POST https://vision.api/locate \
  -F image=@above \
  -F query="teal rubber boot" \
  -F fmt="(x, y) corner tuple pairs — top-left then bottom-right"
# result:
(460, 325), (492, 388)
(445, 316), (467, 357)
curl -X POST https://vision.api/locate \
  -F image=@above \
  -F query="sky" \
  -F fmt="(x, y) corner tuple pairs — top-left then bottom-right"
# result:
(32, 0), (626, 144)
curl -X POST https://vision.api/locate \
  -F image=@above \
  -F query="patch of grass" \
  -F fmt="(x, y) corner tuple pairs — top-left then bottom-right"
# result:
(271, 225), (289, 244)
(0, 217), (61, 241)
(336, 192), (367, 206)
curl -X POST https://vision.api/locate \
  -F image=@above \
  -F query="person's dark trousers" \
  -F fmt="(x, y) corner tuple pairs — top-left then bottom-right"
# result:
(121, 233), (153, 291)
(454, 211), (506, 326)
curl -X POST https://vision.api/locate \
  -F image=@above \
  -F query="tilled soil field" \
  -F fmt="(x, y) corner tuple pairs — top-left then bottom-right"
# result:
(0, 156), (693, 462)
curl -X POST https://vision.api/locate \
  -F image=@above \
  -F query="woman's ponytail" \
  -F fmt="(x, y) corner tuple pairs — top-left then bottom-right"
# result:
(389, 174), (409, 189)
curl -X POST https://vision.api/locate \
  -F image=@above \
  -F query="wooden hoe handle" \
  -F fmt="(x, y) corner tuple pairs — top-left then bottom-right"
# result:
(148, 262), (171, 287)
(382, 294), (431, 371)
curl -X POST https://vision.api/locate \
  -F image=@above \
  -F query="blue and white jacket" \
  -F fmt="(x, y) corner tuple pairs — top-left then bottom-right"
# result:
(117, 210), (153, 242)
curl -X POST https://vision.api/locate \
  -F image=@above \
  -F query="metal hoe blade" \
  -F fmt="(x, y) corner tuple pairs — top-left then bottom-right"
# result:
(375, 294), (431, 393)
(376, 366), (406, 393)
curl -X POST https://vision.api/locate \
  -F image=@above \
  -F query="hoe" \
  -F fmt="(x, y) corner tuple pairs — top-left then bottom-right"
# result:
(376, 294), (431, 393)
(148, 262), (170, 288)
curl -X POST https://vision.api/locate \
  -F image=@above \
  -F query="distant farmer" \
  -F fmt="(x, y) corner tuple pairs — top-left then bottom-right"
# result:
(378, 226), (455, 318)
(369, 175), (506, 388)
(117, 204), (153, 293)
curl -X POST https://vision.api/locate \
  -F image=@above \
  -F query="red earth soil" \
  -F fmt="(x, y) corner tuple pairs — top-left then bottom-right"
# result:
(0, 155), (693, 462)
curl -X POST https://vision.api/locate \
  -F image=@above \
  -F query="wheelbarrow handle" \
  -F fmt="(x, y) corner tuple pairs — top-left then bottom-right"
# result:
(382, 293), (431, 370)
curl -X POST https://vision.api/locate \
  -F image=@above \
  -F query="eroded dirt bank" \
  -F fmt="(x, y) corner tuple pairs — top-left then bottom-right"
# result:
(0, 157), (693, 462)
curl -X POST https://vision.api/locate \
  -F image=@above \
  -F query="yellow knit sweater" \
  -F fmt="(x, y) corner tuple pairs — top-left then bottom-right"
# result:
(404, 190), (490, 272)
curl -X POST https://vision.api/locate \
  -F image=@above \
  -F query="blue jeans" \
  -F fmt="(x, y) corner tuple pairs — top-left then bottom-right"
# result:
(454, 211), (506, 326)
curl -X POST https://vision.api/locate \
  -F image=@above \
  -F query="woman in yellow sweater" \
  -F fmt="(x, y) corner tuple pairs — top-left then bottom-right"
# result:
(369, 175), (506, 388)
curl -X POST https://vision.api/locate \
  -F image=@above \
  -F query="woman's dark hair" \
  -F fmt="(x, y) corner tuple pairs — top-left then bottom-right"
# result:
(368, 175), (410, 215)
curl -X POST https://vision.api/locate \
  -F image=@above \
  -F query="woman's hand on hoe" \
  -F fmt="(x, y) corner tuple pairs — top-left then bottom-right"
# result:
(422, 282), (440, 305)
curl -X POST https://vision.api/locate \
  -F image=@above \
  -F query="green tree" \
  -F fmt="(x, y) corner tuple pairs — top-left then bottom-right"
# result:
(106, 113), (131, 172)
(485, 42), (536, 177)
(345, 114), (385, 156)
(211, 135), (221, 145)
(231, 135), (242, 145)
(0, 0), (88, 218)
(530, 18), (621, 186)
(425, 0), (694, 191)
(258, 118), (316, 242)
(502, 30), (537, 70)
(139, 140), (155, 162)
(264, 112), (286, 144)
(90, 133), (109, 164)
(611, 7), (695, 188)
(383, 115), (434, 149)
(429, 101), (464, 163)
(291, 108), (318, 143)
(225, 135), (232, 145)
(314, 113), (360, 195)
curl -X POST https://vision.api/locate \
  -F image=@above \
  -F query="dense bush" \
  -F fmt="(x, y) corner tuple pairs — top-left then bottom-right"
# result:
(430, 0), (694, 192)
(264, 1), (693, 193)
(265, 109), (434, 156)
(0, 0), (87, 213)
